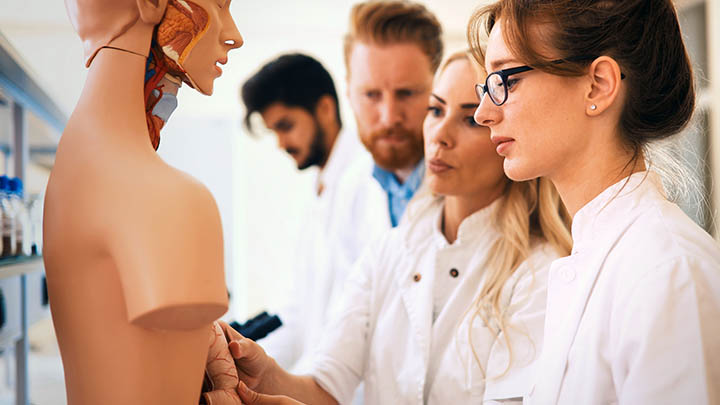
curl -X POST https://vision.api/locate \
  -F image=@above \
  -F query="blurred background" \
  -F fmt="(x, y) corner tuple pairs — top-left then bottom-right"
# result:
(0, 0), (717, 403)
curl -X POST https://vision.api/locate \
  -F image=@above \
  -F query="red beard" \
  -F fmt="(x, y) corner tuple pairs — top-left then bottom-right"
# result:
(361, 125), (424, 171)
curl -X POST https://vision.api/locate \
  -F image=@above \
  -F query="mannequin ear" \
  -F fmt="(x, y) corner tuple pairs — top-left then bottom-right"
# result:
(137, 0), (169, 25)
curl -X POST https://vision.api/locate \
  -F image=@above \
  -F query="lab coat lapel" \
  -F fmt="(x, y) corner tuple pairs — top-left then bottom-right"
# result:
(532, 223), (631, 403)
(398, 252), (434, 374)
(425, 258), (488, 394)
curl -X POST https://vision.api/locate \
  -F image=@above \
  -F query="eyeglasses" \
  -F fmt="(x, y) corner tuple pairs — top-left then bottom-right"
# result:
(475, 57), (626, 106)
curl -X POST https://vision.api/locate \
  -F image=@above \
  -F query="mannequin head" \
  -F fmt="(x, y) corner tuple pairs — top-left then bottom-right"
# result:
(67, 0), (243, 95)
(66, 0), (243, 149)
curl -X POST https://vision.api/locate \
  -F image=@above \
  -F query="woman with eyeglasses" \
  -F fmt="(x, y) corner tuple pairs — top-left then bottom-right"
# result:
(471, 1), (720, 404)
(224, 50), (572, 405)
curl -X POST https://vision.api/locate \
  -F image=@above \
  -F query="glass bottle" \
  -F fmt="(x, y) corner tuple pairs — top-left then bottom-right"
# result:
(9, 178), (30, 257)
(0, 176), (15, 259)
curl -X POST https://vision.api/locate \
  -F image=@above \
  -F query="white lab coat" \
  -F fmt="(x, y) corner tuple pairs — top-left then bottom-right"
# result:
(327, 153), (392, 274)
(527, 172), (720, 405)
(259, 129), (365, 373)
(311, 196), (562, 404)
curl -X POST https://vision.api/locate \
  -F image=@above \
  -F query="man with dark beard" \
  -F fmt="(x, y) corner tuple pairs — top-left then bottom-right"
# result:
(240, 53), (363, 373)
(242, 53), (357, 190)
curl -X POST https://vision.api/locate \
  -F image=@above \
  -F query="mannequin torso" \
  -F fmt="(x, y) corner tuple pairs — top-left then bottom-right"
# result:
(43, 49), (228, 404)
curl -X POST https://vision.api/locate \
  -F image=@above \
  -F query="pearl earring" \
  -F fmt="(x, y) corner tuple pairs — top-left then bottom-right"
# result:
(590, 104), (597, 111)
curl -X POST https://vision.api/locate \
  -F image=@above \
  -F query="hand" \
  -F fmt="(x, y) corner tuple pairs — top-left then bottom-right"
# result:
(223, 322), (276, 392)
(237, 381), (306, 405)
(201, 322), (242, 404)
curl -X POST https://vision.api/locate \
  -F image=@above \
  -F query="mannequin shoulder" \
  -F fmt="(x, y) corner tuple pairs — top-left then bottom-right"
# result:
(126, 164), (221, 232)
(78, 155), (225, 248)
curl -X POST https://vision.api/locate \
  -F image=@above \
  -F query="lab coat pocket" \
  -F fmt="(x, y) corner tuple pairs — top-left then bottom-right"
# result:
(482, 336), (535, 403)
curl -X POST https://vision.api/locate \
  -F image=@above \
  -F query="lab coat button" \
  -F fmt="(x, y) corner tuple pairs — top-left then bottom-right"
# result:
(413, 273), (422, 282)
(449, 268), (459, 278)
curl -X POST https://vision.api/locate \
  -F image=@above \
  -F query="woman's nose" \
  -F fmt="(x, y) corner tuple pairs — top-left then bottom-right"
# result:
(429, 119), (454, 149)
(474, 96), (499, 127)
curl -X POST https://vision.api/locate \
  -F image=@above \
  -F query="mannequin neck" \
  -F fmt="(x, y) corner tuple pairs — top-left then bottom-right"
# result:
(71, 25), (158, 149)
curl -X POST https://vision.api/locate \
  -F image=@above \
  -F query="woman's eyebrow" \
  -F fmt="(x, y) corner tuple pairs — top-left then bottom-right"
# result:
(431, 94), (446, 104)
(461, 103), (479, 109)
(489, 58), (519, 71)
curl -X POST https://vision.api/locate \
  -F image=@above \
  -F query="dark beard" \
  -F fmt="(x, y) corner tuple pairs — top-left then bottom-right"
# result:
(297, 119), (329, 170)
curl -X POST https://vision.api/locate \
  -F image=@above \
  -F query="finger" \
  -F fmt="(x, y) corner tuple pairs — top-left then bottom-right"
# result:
(229, 338), (255, 360)
(220, 321), (246, 342)
(203, 389), (243, 405)
(236, 381), (265, 404)
(236, 381), (300, 405)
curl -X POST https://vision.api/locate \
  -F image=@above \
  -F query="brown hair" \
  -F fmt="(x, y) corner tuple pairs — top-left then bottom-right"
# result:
(467, 0), (695, 158)
(344, 0), (444, 75)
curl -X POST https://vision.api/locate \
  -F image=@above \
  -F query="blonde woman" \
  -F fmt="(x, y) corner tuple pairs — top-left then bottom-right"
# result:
(228, 51), (572, 405)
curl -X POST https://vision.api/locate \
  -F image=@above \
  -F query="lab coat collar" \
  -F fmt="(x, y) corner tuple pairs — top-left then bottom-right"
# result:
(405, 196), (503, 253)
(570, 171), (662, 253)
(316, 128), (359, 196)
(454, 197), (502, 246)
(530, 170), (665, 403)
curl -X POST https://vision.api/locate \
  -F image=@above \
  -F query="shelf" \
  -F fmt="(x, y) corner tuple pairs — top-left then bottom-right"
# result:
(0, 256), (43, 280)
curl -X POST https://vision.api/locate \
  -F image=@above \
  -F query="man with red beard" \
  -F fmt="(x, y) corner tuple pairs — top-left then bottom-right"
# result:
(328, 0), (443, 277)
(220, 2), (443, 404)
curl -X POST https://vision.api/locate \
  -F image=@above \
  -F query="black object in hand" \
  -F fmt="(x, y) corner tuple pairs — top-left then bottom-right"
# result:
(229, 311), (282, 341)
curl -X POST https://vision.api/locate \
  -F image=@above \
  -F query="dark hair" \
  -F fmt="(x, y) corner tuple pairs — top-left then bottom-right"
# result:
(344, 0), (444, 74)
(468, 0), (695, 156)
(241, 53), (342, 132)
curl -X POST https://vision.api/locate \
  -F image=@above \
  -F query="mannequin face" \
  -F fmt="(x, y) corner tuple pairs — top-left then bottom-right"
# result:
(424, 59), (506, 198)
(181, 0), (243, 95)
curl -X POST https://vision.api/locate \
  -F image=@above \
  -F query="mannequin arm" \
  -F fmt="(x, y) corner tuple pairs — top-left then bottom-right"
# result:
(202, 322), (243, 404)
(109, 180), (228, 330)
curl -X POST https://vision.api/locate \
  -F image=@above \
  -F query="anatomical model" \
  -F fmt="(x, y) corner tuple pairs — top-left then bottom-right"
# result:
(43, 0), (242, 403)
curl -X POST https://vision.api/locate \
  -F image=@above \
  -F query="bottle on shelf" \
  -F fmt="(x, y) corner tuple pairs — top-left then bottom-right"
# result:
(8, 178), (31, 257)
(0, 176), (15, 259)
(26, 194), (43, 256)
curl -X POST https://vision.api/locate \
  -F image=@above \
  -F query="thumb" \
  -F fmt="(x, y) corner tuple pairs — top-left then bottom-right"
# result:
(237, 381), (300, 405)
(236, 381), (269, 404)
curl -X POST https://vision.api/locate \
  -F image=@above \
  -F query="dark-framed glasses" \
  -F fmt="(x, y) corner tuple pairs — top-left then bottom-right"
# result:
(475, 65), (533, 106)
(475, 57), (626, 106)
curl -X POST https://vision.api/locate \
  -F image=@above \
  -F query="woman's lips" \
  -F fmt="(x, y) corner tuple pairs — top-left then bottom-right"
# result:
(491, 135), (515, 156)
(428, 158), (453, 174)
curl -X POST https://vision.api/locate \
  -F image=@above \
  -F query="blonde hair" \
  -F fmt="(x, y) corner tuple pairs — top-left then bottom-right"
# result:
(419, 50), (573, 378)
(343, 0), (444, 75)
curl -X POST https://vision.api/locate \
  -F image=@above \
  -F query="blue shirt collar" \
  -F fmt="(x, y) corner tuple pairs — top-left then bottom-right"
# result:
(372, 159), (425, 198)
(373, 159), (425, 227)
